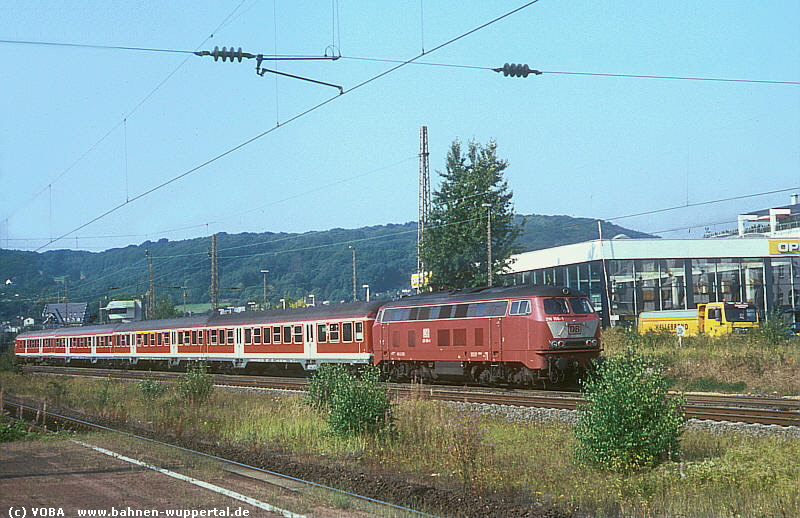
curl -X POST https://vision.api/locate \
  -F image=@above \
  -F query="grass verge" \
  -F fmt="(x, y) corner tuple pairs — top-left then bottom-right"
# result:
(1, 371), (798, 517)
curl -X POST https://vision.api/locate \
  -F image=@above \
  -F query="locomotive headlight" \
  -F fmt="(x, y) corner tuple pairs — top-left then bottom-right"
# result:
(549, 339), (565, 349)
(585, 339), (598, 347)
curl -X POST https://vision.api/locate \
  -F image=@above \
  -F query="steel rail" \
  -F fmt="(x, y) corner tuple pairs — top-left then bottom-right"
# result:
(21, 365), (800, 426)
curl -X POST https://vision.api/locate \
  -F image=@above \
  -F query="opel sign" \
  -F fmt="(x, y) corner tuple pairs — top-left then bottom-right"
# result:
(769, 240), (800, 255)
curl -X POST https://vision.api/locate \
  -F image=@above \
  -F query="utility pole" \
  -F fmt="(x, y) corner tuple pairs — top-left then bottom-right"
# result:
(146, 249), (154, 319)
(482, 203), (492, 287)
(417, 125), (430, 292)
(210, 234), (219, 312)
(63, 275), (69, 326)
(349, 245), (357, 302)
(261, 269), (269, 310)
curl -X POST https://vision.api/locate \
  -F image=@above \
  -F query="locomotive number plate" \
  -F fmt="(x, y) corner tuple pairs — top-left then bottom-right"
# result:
(567, 324), (582, 334)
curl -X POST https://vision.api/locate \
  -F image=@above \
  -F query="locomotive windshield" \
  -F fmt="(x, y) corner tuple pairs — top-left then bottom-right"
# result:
(544, 297), (595, 315)
(568, 298), (595, 314)
(543, 298), (570, 315)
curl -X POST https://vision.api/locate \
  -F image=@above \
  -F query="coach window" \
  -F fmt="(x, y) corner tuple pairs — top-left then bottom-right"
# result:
(355, 322), (364, 341)
(198, 331), (204, 345)
(210, 329), (217, 345)
(137, 334), (143, 346)
(293, 325), (303, 344)
(317, 324), (327, 342)
(185, 332), (192, 345)
(226, 329), (234, 344)
(273, 327), (282, 344)
(543, 298), (570, 315)
(191, 330), (197, 345)
(164, 332), (170, 345)
(245, 328), (252, 344)
(252, 327), (260, 344)
(263, 327), (271, 344)
(329, 323), (340, 342)
(157, 333), (162, 346)
(342, 322), (353, 342)
(281, 326), (290, 344)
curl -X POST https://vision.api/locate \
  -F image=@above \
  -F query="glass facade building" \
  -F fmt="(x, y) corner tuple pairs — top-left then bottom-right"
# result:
(505, 238), (800, 327)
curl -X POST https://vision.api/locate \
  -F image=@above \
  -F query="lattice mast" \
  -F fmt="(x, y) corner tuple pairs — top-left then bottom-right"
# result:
(417, 126), (431, 288)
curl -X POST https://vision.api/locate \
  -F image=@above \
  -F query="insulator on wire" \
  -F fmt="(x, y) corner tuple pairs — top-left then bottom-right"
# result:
(194, 46), (255, 62)
(496, 63), (542, 78)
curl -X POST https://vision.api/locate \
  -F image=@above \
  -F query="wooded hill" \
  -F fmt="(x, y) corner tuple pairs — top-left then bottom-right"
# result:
(0, 214), (653, 322)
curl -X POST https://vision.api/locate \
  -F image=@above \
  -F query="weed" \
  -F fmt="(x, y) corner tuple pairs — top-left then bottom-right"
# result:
(138, 372), (168, 402)
(178, 363), (214, 405)
(0, 418), (33, 442)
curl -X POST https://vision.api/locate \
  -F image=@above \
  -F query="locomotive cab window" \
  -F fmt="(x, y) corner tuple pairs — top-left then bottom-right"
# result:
(510, 300), (531, 315)
(543, 298), (570, 315)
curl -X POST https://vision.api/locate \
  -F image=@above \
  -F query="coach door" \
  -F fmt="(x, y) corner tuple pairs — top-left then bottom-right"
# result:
(489, 317), (502, 359)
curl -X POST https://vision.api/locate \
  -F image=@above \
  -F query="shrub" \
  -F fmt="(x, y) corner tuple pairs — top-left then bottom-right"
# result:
(306, 364), (392, 436)
(178, 363), (214, 405)
(574, 347), (685, 472)
(749, 311), (790, 345)
(138, 372), (168, 402)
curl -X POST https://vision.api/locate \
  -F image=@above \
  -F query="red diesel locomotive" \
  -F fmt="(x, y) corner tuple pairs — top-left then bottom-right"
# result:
(373, 285), (601, 386)
(15, 285), (601, 387)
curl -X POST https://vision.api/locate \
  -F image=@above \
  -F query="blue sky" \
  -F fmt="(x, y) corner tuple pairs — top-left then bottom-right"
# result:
(1, 1), (798, 252)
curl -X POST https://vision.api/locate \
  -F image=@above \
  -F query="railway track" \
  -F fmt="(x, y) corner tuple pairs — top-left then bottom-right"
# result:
(1, 396), (437, 518)
(19, 365), (800, 427)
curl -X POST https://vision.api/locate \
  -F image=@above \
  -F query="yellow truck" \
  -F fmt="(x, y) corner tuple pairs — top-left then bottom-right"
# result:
(638, 301), (759, 337)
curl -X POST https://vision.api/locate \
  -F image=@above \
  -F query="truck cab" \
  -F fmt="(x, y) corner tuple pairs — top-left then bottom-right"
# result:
(697, 302), (759, 336)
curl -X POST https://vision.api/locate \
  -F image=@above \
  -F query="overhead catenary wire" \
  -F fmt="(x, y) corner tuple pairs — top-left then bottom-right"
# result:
(2, 0), (251, 223)
(32, 0), (545, 252)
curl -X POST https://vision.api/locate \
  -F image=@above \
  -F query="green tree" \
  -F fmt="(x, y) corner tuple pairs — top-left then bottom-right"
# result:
(420, 139), (521, 290)
(153, 296), (181, 320)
